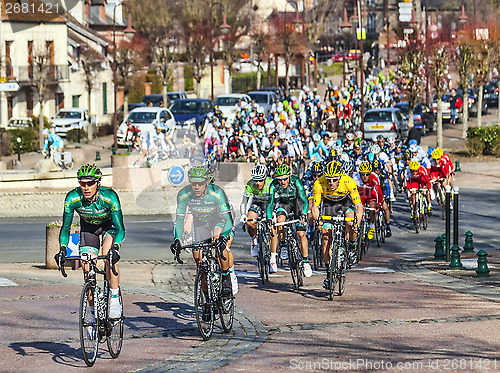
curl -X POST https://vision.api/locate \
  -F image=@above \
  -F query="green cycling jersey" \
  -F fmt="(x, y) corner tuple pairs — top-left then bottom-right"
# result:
(174, 183), (233, 240)
(266, 175), (308, 220)
(59, 186), (125, 247)
(243, 177), (273, 204)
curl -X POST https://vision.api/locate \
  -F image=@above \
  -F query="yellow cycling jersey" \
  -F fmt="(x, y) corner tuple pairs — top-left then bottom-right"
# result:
(313, 175), (361, 206)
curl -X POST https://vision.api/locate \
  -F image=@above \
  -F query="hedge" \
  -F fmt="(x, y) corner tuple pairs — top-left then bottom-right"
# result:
(467, 125), (500, 156)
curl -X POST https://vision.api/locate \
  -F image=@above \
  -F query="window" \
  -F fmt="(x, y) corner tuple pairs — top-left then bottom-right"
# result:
(7, 97), (13, 120)
(102, 82), (107, 114)
(72, 95), (80, 108)
(5, 41), (13, 78)
(368, 13), (376, 34)
(26, 88), (34, 116)
(28, 41), (33, 79)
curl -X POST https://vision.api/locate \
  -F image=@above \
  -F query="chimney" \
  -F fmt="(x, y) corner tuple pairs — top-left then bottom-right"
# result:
(99, 2), (106, 23)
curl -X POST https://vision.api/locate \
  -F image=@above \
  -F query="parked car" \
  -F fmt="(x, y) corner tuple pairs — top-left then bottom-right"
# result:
(141, 92), (187, 107)
(214, 94), (251, 121)
(51, 108), (89, 137)
(394, 102), (436, 135)
(432, 93), (462, 123)
(247, 91), (279, 116)
(332, 51), (348, 63)
(116, 107), (176, 147)
(169, 98), (214, 134)
(255, 87), (285, 101)
(116, 103), (146, 124)
(347, 49), (361, 60)
(363, 108), (409, 140)
(467, 88), (488, 117)
(483, 81), (498, 107)
(5, 117), (33, 130)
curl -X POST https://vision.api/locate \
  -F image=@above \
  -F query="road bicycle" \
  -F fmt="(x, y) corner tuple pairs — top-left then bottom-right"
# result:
(357, 207), (372, 262)
(309, 220), (324, 271)
(247, 217), (271, 285)
(410, 188), (429, 234)
(174, 239), (234, 341)
(57, 253), (123, 367)
(274, 217), (304, 290)
(321, 214), (352, 301)
(432, 178), (447, 220)
(374, 206), (387, 247)
(43, 148), (74, 170)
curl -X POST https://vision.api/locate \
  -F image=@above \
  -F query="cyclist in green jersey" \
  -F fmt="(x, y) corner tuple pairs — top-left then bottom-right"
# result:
(266, 164), (312, 277)
(172, 165), (235, 297)
(55, 164), (125, 319)
(240, 164), (273, 257)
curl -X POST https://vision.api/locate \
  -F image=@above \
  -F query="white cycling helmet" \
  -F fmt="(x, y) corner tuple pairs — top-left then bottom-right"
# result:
(251, 164), (268, 180)
(313, 133), (321, 141)
(387, 136), (396, 144)
(371, 144), (381, 154)
(42, 129), (49, 136)
(409, 144), (419, 153)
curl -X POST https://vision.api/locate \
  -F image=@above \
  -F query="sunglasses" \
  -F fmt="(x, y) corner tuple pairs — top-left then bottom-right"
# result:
(191, 181), (206, 187)
(277, 177), (289, 182)
(326, 177), (340, 182)
(360, 173), (370, 177)
(79, 180), (97, 187)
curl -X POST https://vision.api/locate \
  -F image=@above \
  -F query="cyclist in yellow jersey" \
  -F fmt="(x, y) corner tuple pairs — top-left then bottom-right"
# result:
(312, 161), (363, 289)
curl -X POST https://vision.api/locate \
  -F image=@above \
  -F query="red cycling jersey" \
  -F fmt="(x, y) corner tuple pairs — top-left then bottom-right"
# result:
(352, 172), (384, 208)
(406, 166), (431, 191)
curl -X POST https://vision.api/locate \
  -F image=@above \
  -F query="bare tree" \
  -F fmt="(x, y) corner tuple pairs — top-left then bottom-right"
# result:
(78, 46), (105, 140)
(454, 41), (474, 139)
(115, 41), (144, 118)
(430, 44), (449, 148)
(399, 43), (424, 129)
(472, 41), (490, 128)
(32, 49), (51, 150)
(152, 32), (177, 107)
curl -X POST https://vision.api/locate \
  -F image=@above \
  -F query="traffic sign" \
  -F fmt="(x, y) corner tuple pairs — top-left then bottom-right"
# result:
(0, 82), (20, 92)
(168, 165), (185, 186)
(0, 77), (6, 83)
(66, 234), (80, 258)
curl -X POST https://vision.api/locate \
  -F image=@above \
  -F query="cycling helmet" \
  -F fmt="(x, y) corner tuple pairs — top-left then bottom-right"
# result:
(409, 160), (420, 170)
(387, 136), (396, 144)
(353, 140), (361, 149)
(275, 164), (291, 177)
(42, 129), (49, 136)
(409, 144), (419, 153)
(355, 130), (363, 138)
(436, 147), (444, 157)
(341, 160), (354, 175)
(312, 133), (321, 141)
(371, 144), (381, 154)
(372, 159), (382, 170)
(189, 165), (210, 182)
(279, 132), (286, 139)
(404, 150), (412, 160)
(376, 134), (385, 142)
(311, 162), (324, 176)
(77, 164), (102, 181)
(359, 162), (372, 174)
(346, 133), (355, 141)
(251, 164), (268, 181)
(431, 148), (442, 160)
(324, 160), (342, 178)
(328, 148), (337, 159)
(408, 139), (418, 146)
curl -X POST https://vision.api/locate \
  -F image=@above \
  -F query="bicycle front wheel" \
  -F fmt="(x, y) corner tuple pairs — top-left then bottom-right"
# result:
(257, 231), (266, 285)
(107, 290), (124, 358)
(219, 292), (234, 333)
(79, 282), (99, 367)
(194, 268), (214, 340)
(336, 244), (347, 296)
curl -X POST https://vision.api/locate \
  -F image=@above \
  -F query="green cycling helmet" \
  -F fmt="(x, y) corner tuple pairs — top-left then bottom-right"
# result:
(275, 164), (291, 177)
(189, 165), (210, 182)
(77, 164), (102, 181)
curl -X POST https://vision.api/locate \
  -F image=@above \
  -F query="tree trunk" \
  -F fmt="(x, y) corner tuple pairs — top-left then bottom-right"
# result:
(497, 88), (500, 123)
(462, 92), (469, 139)
(87, 90), (93, 140)
(285, 59), (289, 90)
(477, 84), (484, 128)
(163, 84), (168, 109)
(39, 100), (44, 151)
(256, 60), (261, 90)
(436, 100), (443, 148)
(408, 107), (414, 129)
(268, 57), (272, 86)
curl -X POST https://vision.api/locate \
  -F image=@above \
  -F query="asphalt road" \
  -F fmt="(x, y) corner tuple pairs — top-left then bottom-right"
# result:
(0, 188), (498, 263)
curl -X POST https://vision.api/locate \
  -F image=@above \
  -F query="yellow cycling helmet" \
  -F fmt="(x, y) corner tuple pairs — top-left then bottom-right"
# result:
(359, 162), (372, 174)
(431, 148), (442, 160)
(324, 160), (342, 178)
(409, 160), (420, 171)
(436, 147), (444, 157)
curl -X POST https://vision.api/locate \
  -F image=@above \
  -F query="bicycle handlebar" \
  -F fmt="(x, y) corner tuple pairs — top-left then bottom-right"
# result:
(274, 219), (301, 227)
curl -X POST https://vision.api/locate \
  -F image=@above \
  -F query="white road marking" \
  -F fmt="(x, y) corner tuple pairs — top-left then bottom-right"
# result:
(0, 278), (18, 286)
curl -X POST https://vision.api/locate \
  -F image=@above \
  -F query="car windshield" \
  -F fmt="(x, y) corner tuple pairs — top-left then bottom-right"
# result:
(126, 111), (157, 123)
(168, 93), (183, 100)
(56, 111), (81, 119)
(170, 101), (201, 114)
(249, 94), (268, 104)
(365, 111), (392, 122)
(484, 84), (497, 93)
(395, 105), (409, 115)
(215, 97), (240, 106)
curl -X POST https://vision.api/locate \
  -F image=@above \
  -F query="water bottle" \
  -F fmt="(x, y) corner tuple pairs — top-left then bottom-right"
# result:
(211, 272), (220, 292)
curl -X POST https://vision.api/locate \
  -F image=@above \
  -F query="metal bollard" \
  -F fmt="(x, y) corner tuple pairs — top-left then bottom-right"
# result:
(95, 151), (101, 161)
(445, 185), (452, 262)
(463, 231), (474, 253)
(111, 145), (116, 155)
(455, 161), (461, 172)
(434, 236), (445, 260)
(476, 249), (490, 277)
(449, 244), (463, 269)
(453, 187), (459, 247)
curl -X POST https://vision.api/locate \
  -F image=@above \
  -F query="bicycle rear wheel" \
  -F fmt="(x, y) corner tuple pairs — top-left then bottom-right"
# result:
(194, 268), (214, 340)
(257, 231), (266, 285)
(79, 282), (99, 367)
(422, 197), (429, 230)
(328, 248), (335, 301)
(375, 217), (381, 247)
(107, 290), (124, 358)
(414, 201), (421, 234)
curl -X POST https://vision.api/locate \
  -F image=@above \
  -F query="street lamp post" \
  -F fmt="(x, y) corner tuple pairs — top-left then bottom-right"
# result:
(210, 2), (230, 101)
(112, 7), (136, 153)
(340, 7), (352, 88)
(283, 1), (302, 90)
(356, 0), (365, 133)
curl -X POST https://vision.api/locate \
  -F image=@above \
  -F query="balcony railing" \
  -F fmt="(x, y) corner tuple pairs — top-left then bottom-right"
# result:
(10, 65), (70, 83)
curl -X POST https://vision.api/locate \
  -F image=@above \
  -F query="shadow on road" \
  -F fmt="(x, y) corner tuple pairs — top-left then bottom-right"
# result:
(9, 341), (90, 368)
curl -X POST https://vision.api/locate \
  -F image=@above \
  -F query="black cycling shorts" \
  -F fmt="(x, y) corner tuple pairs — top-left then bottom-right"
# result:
(79, 219), (116, 255)
(275, 203), (306, 231)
